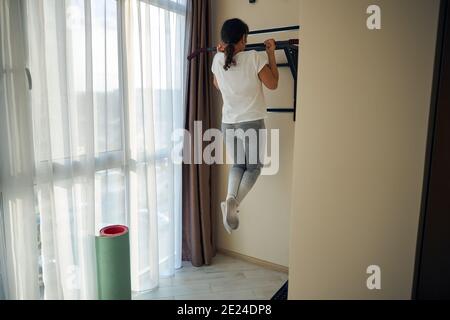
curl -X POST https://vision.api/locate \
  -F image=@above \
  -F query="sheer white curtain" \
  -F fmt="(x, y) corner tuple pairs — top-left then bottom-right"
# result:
(0, 0), (185, 299)
(122, 0), (185, 291)
(25, 0), (100, 300)
(0, 0), (40, 300)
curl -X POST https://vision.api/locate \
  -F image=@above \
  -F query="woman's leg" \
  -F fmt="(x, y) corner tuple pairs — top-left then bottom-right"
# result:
(222, 123), (246, 200)
(227, 166), (245, 200)
(235, 120), (265, 204)
(221, 120), (265, 231)
(222, 123), (245, 230)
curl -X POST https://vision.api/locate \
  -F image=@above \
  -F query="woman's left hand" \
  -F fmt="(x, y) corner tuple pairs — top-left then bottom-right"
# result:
(217, 42), (226, 53)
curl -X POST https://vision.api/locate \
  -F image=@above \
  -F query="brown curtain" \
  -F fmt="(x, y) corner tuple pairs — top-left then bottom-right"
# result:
(182, 0), (216, 266)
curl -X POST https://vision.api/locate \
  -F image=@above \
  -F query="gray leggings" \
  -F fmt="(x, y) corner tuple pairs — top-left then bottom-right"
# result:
(222, 119), (266, 204)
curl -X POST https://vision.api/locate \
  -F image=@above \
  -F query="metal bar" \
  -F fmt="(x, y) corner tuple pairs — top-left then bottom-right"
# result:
(188, 39), (298, 61)
(293, 49), (299, 121)
(248, 25), (300, 35)
(187, 47), (217, 60)
(292, 47), (299, 121)
(293, 74), (298, 122)
(245, 39), (298, 52)
(283, 46), (299, 121)
(267, 108), (295, 113)
(284, 46), (298, 79)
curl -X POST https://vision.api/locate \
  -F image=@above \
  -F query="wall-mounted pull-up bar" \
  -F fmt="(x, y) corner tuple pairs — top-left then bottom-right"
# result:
(188, 25), (299, 121)
(248, 25), (300, 35)
(187, 39), (298, 61)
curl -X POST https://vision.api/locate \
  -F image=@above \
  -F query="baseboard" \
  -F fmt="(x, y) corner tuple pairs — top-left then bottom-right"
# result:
(217, 248), (289, 274)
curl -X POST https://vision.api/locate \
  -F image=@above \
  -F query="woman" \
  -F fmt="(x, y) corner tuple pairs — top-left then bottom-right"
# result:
(211, 18), (279, 234)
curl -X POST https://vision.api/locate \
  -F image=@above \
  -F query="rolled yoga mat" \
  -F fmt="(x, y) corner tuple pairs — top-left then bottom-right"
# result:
(95, 225), (132, 300)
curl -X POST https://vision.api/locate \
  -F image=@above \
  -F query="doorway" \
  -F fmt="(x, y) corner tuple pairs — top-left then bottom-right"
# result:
(413, 0), (450, 300)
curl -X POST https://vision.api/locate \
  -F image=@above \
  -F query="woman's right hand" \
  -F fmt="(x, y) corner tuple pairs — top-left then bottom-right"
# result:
(264, 39), (276, 54)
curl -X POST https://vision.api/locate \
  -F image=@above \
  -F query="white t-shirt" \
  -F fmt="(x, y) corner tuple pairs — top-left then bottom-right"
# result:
(212, 50), (268, 124)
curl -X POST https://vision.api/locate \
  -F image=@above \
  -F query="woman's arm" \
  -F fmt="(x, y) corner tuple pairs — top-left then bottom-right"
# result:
(212, 43), (225, 90)
(258, 39), (279, 90)
(213, 75), (219, 90)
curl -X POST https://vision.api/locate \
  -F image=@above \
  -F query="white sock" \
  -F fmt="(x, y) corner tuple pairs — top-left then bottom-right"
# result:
(226, 194), (239, 205)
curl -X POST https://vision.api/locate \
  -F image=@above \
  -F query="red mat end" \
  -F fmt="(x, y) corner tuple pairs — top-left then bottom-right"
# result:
(100, 225), (128, 237)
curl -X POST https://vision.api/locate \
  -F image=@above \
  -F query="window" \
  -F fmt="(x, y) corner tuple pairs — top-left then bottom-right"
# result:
(27, 0), (186, 298)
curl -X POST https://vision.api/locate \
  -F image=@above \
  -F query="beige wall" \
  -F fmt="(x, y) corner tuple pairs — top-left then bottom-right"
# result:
(288, 0), (440, 299)
(211, 0), (300, 267)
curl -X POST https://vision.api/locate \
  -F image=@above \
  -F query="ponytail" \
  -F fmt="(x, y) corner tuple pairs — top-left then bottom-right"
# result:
(220, 18), (249, 71)
(224, 44), (235, 71)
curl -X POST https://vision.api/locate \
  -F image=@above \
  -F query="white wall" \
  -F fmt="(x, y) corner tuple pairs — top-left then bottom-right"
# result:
(211, 0), (300, 267)
(288, 0), (440, 299)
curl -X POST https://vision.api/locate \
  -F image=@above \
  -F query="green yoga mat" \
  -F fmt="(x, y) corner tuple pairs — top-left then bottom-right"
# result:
(95, 225), (132, 300)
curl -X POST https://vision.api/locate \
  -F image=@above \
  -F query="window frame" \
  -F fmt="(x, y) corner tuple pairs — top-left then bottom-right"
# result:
(139, 0), (187, 15)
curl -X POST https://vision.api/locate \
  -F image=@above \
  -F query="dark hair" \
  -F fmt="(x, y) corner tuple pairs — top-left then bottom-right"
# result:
(221, 18), (249, 71)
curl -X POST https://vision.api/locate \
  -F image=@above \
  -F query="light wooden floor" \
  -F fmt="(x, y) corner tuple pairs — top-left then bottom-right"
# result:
(133, 254), (288, 300)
